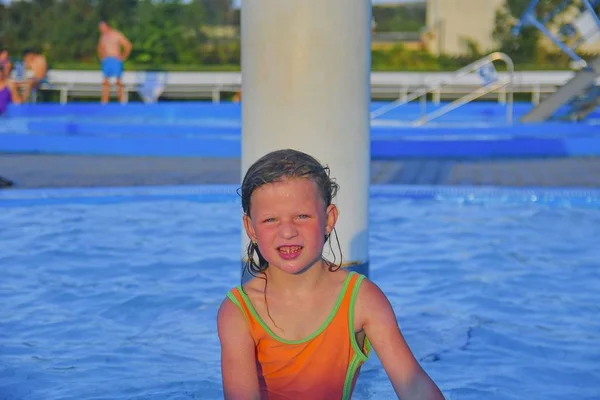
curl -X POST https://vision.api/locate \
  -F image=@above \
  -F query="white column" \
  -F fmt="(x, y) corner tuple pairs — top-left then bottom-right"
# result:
(241, 0), (371, 277)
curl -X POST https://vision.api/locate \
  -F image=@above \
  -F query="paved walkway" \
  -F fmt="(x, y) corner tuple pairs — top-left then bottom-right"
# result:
(2, 154), (600, 189)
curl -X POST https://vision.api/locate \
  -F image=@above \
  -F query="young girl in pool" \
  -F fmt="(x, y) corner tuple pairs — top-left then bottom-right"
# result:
(217, 149), (444, 400)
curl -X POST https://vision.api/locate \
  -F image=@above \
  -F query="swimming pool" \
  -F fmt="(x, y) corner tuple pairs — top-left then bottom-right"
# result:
(2, 102), (600, 159)
(1, 185), (599, 400)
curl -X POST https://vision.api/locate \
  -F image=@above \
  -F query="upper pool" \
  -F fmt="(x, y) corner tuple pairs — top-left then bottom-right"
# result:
(1, 102), (600, 158)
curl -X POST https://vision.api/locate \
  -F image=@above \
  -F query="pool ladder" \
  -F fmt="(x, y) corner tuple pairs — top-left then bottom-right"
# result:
(370, 52), (515, 126)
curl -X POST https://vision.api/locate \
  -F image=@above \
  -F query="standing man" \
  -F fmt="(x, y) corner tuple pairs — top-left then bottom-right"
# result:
(97, 21), (132, 104)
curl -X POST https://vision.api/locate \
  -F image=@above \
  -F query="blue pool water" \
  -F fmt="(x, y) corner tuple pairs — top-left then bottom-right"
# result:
(1, 185), (599, 400)
(2, 102), (600, 158)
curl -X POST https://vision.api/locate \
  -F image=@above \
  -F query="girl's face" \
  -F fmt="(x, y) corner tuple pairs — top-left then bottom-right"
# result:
(244, 177), (338, 275)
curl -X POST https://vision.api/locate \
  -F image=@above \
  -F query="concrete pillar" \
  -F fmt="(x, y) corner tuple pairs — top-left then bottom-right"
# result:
(241, 0), (372, 278)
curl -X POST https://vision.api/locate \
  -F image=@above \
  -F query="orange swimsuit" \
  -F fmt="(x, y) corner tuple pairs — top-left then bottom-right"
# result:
(227, 271), (371, 400)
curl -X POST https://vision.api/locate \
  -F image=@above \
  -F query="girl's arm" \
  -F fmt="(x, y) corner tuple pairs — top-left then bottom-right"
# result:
(217, 297), (261, 400)
(356, 280), (445, 400)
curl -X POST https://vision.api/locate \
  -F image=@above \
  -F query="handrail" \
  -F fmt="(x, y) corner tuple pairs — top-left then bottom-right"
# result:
(412, 80), (510, 126)
(370, 52), (515, 125)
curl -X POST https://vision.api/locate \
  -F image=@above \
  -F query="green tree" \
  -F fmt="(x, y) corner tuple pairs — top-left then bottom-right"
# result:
(493, 0), (597, 65)
(372, 4), (425, 33)
(95, 0), (137, 29)
(197, 0), (233, 25)
(492, 0), (540, 64)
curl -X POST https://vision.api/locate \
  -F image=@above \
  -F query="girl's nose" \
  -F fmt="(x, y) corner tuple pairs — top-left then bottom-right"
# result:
(278, 222), (298, 239)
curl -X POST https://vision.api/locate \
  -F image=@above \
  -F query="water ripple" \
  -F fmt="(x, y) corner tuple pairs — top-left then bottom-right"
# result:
(1, 197), (599, 399)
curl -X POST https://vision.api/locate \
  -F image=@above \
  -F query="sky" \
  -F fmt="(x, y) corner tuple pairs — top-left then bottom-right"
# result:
(1, 0), (425, 4)
(233, 0), (425, 4)
(230, 0), (425, 8)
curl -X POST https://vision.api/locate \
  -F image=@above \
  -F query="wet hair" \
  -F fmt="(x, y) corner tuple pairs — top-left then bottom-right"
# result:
(22, 48), (36, 58)
(239, 148), (343, 280)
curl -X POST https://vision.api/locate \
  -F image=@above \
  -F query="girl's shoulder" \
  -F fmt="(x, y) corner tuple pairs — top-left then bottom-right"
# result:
(351, 275), (398, 332)
(352, 275), (389, 305)
(239, 275), (264, 296)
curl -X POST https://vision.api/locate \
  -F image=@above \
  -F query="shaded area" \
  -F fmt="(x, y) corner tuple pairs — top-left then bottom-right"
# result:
(1, 154), (600, 189)
(372, 158), (600, 187)
(0, 175), (14, 188)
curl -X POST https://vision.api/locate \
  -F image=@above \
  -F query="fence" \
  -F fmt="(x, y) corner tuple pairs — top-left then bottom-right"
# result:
(35, 69), (599, 105)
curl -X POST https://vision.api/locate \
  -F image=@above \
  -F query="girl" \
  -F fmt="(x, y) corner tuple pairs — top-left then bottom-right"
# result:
(217, 149), (444, 400)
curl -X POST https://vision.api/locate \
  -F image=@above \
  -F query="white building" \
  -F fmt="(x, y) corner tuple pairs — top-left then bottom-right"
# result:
(424, 0), (505, 56)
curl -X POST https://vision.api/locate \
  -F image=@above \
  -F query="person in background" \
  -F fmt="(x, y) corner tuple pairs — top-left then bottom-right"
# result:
(21, 48), (47, 102)
(0, 67), (21, 116)
(97, 21), (132, 104)
(0, 48), (13, 77)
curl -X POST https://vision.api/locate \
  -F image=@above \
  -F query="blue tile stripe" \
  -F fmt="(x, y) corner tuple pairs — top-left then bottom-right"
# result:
(2, 184), (600, 208)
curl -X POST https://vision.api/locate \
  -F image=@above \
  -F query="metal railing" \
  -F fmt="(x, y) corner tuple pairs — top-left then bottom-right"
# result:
(370, 52), (515, 125)
(32, 66), (586, 106)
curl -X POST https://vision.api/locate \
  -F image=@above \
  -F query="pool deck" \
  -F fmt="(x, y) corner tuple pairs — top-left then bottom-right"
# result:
(1, 154), (600, 189)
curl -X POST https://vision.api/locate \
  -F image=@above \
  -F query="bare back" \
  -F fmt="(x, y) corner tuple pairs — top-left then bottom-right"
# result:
(99, 30), (126, 59)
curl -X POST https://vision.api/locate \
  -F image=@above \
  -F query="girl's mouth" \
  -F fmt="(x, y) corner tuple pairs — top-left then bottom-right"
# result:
(277, 245), (303, 260)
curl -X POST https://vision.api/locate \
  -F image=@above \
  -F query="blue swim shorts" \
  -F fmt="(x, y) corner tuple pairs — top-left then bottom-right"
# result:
(101, 57), (124, 79)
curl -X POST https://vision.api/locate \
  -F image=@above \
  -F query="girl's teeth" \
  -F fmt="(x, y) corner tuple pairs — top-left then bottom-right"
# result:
(280, 246), (301, 254)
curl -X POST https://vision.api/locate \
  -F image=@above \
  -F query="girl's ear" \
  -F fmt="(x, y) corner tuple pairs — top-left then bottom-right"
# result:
(243, 214), (257, 243)
(325, 204), (338, 236)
